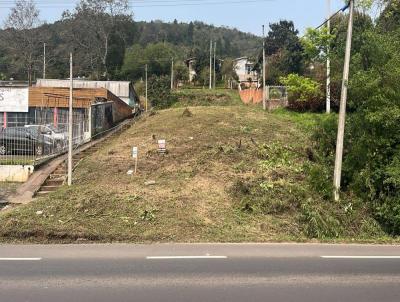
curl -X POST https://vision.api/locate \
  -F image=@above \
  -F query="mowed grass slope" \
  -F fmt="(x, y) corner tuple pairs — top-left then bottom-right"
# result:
(0, 90), (389, 243)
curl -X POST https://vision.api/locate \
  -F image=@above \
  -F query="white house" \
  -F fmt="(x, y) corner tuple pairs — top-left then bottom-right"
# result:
(233, 57), (258, 85)
(185, 58), (197, 83)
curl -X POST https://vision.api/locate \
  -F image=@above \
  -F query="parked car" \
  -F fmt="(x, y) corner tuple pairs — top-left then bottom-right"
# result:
(0, 127), (52, 156)
(25, 124), (67, 152)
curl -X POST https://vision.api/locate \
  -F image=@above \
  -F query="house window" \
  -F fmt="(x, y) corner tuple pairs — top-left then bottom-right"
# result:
(245, 64), (253, 75)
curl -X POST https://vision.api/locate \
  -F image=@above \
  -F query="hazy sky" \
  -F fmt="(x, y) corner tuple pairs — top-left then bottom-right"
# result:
(0, 0), (346, 35)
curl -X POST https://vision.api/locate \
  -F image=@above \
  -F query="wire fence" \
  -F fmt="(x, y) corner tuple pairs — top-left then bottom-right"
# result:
(267, 86), (288, 101)
(0, 110), (89, 166)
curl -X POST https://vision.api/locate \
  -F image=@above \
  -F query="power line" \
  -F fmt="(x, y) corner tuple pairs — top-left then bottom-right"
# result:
(315, 3), (350, 30)
(0, 0), (275, 8)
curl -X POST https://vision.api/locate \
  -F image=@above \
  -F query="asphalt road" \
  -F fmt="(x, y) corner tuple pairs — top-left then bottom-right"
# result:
(0, 243), (400, 302)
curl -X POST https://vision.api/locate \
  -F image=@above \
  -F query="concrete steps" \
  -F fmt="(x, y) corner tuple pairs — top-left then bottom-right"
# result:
(34, 118), (135, 198)
(35, 140), (108, 197)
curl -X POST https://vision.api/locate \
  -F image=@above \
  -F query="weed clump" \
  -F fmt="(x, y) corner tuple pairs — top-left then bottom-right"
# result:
(182, 108), (193, 117)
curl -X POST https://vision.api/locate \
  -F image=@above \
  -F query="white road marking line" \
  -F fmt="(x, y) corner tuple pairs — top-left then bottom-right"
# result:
(146, 256), (228, 260)
(0, 258), (42, 261)
(321, 256), (400, 259)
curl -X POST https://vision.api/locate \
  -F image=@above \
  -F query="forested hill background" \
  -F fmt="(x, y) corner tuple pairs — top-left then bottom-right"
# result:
(0, 16), (261, 82)
(135, 20), (260, 56)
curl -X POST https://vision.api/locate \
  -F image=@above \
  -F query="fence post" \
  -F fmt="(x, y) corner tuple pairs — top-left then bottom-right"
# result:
(3, 112), (6, 129)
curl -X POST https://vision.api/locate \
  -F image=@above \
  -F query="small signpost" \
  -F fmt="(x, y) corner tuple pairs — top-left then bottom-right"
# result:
(158, 140), (166, 155)
(132, 146), (138, 174)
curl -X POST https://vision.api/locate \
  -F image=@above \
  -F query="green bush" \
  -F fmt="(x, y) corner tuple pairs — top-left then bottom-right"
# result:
(280, 73), (323, 112)
(148, 75), (177, 109)
(300, 199), (342, 239)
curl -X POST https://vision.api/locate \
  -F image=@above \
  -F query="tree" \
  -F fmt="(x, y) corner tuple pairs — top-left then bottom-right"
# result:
(221, 58), (238, 85)
(313, 6), (400, 234)
(174, 62), (189, 84)
(189, 46), (210, 77)
(148, 75), (176, 109)
(62, 0), (132, 79)
(256, 20), (305, 84)
(301, 27), (335, 63)
(376, 1), (400, 32)
(195, 66), (210, 87)
(3, 0), (41, 85)
(121, 42), (178, 81)
(187, 22), (194, 44)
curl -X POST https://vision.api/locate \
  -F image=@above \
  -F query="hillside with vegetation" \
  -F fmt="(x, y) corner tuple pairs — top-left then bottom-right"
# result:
(0, 0), (260, 83)
(0, 89), (393, 243)
(1, 0), (399, 243)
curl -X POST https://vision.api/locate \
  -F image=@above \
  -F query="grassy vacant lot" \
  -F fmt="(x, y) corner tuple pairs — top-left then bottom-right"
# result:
(0, 90), (395, 243)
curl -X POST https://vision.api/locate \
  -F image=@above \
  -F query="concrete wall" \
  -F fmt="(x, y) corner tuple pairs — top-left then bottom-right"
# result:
(0, 165), (34, 182)
(267, 99), (289, 110)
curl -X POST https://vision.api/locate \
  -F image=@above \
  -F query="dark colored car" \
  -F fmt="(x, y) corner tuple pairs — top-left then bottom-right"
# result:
(0, 127), (52, 156)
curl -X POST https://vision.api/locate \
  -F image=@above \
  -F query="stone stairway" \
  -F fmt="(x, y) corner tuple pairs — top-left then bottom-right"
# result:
(33, 118), (134, 197)
(35, 164), (67, 196)
(35, 145), (102, 197)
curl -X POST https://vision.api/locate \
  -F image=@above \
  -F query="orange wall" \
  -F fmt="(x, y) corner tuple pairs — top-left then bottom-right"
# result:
(239, 89), (263, 104)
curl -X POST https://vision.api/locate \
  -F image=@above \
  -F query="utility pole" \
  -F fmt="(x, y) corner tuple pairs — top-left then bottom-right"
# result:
(209, 40), (213, 89)
(333, 0), (355, 201)
(171, 58), (174, 90)
(43, 43), (46, 79)
(145, 64), (148, 112)
(68, 53), (73, 186)
(213, 41), (217, 89)
(262, 25), (267, 111)
(326, 0), (331, 114)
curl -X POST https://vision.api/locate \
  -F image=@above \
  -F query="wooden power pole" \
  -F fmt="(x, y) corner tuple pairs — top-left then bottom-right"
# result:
(262, 25), (266, 111)
(209, 40), (213, 90)
(333, 0), (355, 201)
(213, 41), (217, 89)
(43, 43), (46, 79)
(171, 58), (174, 90)
(145, 64), (148, 112)
(68, 53), (73, 186)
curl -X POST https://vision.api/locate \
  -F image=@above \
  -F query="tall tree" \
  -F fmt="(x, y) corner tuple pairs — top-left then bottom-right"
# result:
(3, 0), (41, 85)
(62, 0), (132, 79)
(121, 42), (179, 81)
(257, 20), (305, 84)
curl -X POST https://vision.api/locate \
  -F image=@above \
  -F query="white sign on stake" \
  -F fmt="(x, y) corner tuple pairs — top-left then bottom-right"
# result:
(132, 147), (138, 159)
(0, 87), (29, 112)
(158, 140), (166, 154)
(132, 147), (138, 174)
